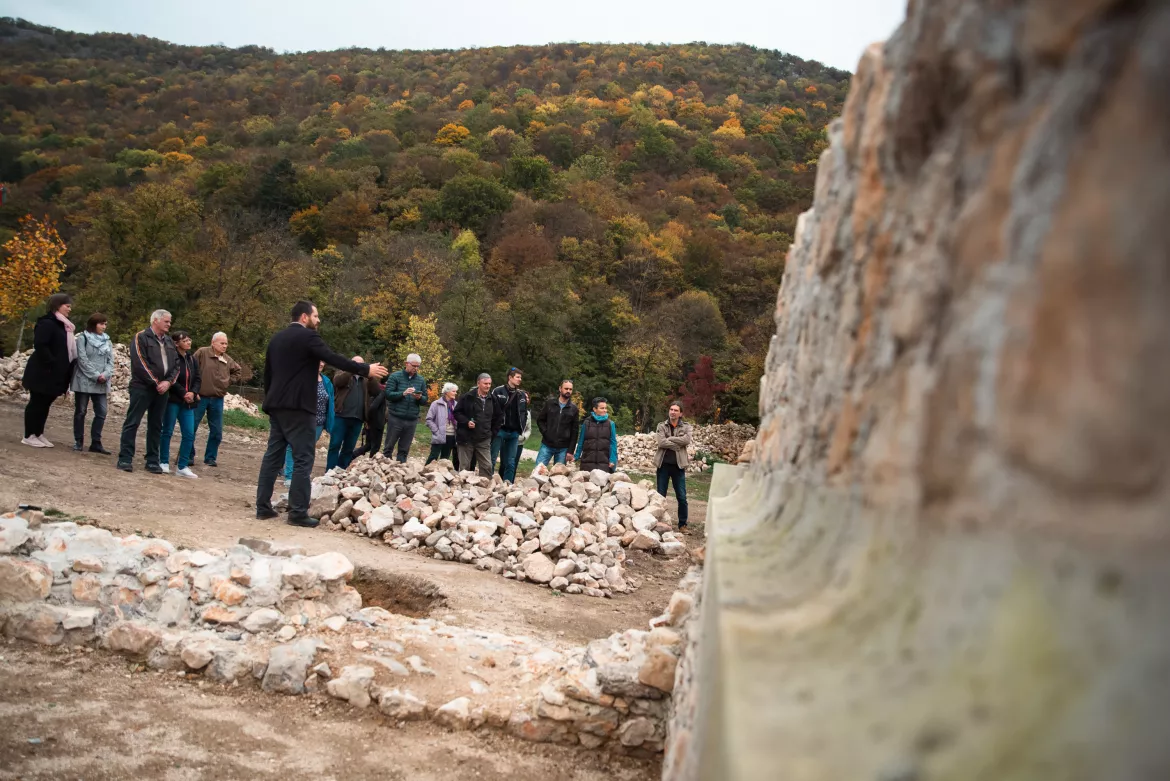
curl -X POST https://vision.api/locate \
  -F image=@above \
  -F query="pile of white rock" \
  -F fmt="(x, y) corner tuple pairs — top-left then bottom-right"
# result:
(224, 392), (262, 416)
(615, 422), (758, 473)
(307, 456), (688, 599)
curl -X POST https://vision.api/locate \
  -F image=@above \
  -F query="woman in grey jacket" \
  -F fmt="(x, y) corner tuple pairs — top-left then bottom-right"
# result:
(71, 312), (115, 454)
(424, 382), (459, 465)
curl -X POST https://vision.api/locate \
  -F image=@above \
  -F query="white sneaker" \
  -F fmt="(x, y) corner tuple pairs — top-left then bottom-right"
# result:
(159, 464), (171, 474)
(35, 435), (54, 448)
(21, 436), (46, 448)
(176, 467), (199, 479)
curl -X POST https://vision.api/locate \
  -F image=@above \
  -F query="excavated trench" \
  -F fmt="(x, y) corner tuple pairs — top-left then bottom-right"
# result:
(349, 566), (448, 617)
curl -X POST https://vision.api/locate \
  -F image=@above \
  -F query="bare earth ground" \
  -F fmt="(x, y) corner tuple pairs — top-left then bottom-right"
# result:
(0, 400), (703, 779)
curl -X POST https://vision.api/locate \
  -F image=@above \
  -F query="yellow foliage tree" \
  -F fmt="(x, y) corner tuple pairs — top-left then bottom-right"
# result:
(434, 123), (471, 146)
(712, 116), (746, 140)
(0, 215), (68, 353)
(457, 99), (475, 111)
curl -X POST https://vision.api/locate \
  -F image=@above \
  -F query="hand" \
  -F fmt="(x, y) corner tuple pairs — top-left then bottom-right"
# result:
(468, 421), (476, 429)
(367, 363), (389, 380)
(609, 462), (615, 469)
(157, 381), (171, 394)
(183, 392), (195, 403)
(566, 454), (574, 462)
(97, 374), (107, 384)
(403, 386), (416, 396)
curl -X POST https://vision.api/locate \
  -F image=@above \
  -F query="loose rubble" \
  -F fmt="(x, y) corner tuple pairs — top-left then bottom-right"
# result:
(615, 422), (756, 473)
(306, 455), (689, 599)
(0, 506), (701, 755)
(0, 342), (258, 416)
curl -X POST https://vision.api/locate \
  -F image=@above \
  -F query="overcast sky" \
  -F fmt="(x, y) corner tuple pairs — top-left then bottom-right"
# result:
(1, 0), (906, 72)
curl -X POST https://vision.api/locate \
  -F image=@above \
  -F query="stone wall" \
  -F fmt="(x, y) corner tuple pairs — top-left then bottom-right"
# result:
(671, 1), (1170, 779)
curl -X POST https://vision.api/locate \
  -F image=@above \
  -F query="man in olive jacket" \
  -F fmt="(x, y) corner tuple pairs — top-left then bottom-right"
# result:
(654, 402), (693, 529)
(381, 353), (427, 462)
(192, 332), (242, 468)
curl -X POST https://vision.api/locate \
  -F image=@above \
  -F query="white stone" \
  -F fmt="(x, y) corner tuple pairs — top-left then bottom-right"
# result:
(539, 516), (572, 552)
(243, 607), (282, 634)
(401, 519), (430, 541)
(304, 552), (354, 582)
(326, 665), (376, 708)
(523, 552), (556, 583)
(434, 697), (472, 730)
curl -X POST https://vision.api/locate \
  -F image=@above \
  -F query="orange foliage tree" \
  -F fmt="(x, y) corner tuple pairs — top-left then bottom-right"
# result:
(0, 215), (68, 353)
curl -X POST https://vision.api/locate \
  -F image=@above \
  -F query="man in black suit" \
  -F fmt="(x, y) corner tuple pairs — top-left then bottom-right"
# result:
(256, 300), (388, 527)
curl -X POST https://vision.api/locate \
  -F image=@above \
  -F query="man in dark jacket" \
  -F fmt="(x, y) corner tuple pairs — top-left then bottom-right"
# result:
(117, 309), (180, 473)
(454, 373), (502, 478)
(256, 301), (388, 527)
(381, 353), (427, 462)
(326, 357), (367, 470)
(490, 367), (529, 482)
(534, 379), (580, 468)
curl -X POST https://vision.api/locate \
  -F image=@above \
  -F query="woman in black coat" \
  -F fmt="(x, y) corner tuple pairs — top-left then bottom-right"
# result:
(20, 293), (76, 448)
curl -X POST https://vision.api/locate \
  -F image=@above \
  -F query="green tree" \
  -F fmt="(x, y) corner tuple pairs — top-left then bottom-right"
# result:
(394, 314), (450, 391)
(433, 175), (514, 235)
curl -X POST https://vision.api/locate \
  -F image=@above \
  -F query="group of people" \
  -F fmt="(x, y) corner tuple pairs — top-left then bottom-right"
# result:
(19, 294), (241, 478)
(18, 294), (693, 532)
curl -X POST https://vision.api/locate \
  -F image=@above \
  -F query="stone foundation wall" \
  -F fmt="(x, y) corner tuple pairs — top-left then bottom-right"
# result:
(671, 1), (1170, 779)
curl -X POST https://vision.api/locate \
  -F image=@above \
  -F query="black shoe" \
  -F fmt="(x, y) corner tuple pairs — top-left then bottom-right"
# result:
(146, 465), (164, 475)
(256, 509), (280, 520)
(72, 443), (84, 452)
(678, 521), (688, 530)
(90, 445), (112, 455)
(116, 462), (133, 472)
(286, 516), (319, 528)
(204, 460), (217, 468)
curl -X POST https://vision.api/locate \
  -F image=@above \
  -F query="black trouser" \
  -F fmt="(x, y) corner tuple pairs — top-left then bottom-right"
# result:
(382, 415), (416, 462)
(24, 391), (56, 438)
(257, 408), (317, 520)
(656, 462), (689, 525)
(425, 435), (456, 465)
(350, 423), (384, 460)
(118, 386), (168, 467)
(73, 392), (108, 448)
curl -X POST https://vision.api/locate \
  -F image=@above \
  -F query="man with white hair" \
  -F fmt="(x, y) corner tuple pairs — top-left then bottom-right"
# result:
(192, 331), (242, 468)
(381, 352), (428, 462)
(117, 309), (180, 473)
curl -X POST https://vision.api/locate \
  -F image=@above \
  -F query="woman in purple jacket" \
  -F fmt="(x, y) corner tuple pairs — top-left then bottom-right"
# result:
(424, 382), (459, 465)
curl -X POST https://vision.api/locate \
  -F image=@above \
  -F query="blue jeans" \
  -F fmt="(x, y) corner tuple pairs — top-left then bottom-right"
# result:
(656, 463), (689, 526)
(160, 403), (195, 469)
(491, 429), (522, 482)
(192, 396), (224, 464)
(535, 443), (568, 467)
(285, 425), (324, 480)
(327, 417), (364, 470)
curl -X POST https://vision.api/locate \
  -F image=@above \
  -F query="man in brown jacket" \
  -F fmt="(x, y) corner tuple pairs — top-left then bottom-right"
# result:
(327, 357), (368, 470)
(192, 332), (242, 468)
(655, 402), (693, 529)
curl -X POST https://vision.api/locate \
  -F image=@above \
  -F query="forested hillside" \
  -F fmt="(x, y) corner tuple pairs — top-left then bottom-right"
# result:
(0, 17), (850, 428)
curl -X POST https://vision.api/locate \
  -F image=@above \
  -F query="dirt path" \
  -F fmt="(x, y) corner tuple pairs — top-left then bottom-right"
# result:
(0, 644), (654, 781)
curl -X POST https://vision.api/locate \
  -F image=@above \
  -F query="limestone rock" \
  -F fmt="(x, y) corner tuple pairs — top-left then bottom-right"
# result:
(0, 558), (52, 602)
(103, 621), (162, 658)
(538, 516), (572, 552)
(326, 665), (376, 708)
(261, 640), (319, 695)
(434, 697), (473, 730)
(523, 552), (556, 584)
(242, 607), (282, 634)
(377, 688), (428, 720)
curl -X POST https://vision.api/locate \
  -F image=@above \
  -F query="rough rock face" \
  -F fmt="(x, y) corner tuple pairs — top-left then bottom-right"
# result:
(672, 3), (1170, 780)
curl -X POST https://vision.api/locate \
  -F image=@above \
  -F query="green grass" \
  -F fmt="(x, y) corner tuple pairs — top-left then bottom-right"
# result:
(223, 408), (269, 430)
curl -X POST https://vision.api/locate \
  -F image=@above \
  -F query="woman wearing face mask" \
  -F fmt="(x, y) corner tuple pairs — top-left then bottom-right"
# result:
(70, 312), (115, 454)
(20, 293), (76, 448)
(159, 330), (201, 478)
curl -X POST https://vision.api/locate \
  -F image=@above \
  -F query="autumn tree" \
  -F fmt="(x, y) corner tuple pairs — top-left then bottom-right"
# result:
(0, 215), (67, 353)
(677, 355), (727, 423)
(615, 334), (678, 432)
